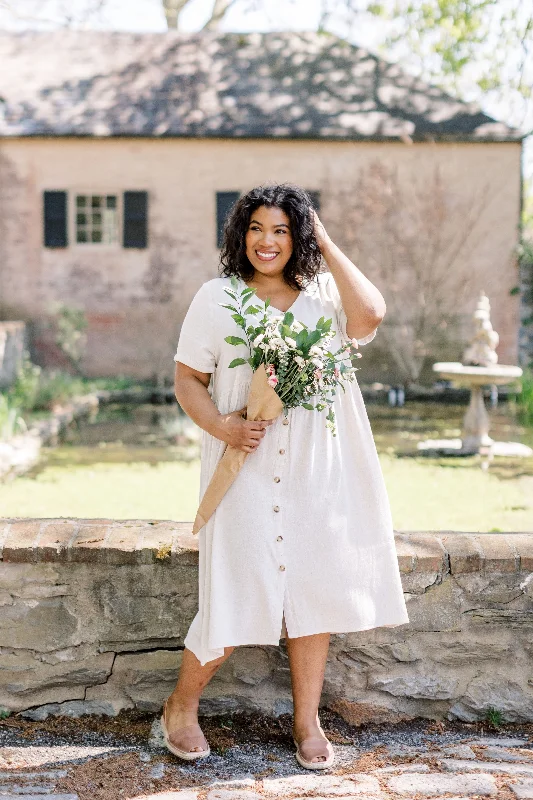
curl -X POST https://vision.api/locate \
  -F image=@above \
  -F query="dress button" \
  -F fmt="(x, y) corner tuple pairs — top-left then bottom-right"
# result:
(279, 448), (285, 455)
(277, 535), (283, 542)
(282, 418), (289, 426)
(279, 565), (286, 571)
(274, 476), (281, 483)
(273, 505), (280, 512)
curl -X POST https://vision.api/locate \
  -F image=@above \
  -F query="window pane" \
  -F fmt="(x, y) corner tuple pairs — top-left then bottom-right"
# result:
(76, 196), (87, 208)
(77, 229), (88, 243)
(106, 196), (116, 209)
(93, 212), (102, 225)
(91, 229), (102, 243)
(91, 196), (102, 208)
(77, 213), (86, 225)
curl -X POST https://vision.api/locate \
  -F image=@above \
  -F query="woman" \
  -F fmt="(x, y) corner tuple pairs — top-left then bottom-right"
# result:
(165, 184), (409, 769)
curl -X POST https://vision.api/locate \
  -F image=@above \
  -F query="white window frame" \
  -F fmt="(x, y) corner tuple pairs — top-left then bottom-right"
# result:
(72, 191), (121, 248)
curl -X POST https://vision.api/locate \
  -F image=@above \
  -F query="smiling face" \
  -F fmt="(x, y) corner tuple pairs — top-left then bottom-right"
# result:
(245, 205), (293, 278)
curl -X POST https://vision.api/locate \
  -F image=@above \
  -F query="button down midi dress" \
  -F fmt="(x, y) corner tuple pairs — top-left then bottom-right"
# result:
(174, 271), (409, 666)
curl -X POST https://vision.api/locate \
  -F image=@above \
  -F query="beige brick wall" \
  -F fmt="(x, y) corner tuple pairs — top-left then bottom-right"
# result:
(0, 137), (522, 382)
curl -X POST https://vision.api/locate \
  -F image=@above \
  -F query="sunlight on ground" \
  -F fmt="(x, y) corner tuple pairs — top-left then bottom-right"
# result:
(0, 455), (531, 531)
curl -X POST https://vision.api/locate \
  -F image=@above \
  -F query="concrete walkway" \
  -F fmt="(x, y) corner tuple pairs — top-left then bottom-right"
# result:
(1, 717), (532, 800)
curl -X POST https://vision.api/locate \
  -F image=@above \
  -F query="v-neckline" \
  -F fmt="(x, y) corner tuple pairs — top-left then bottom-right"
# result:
(239, 277), (304, 315)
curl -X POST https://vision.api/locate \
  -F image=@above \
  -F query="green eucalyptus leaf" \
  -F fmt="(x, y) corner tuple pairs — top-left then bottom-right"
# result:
(283, 311), (294, 326)
(230, 277), (239, 289)
(302, 403), (315, 410)
(243, 305), (261, 315)
(220, 303), (239, 313)
(229, 357), (247, 368)
(225, 336), (247, 346)
(231, 313), (247, 329)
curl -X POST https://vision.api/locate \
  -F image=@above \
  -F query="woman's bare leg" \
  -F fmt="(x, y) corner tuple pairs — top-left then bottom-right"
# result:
(165, 645), (234, 753)
(286, 632), (331, 763)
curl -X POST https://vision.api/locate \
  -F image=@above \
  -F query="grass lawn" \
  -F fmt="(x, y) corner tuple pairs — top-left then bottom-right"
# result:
(0, 453), (531, 531)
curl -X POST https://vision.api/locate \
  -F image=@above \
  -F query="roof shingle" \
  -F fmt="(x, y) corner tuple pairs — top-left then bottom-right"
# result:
(0, 31), (523, 141)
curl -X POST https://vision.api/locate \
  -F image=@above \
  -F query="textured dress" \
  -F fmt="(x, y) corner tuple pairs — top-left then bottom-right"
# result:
(174, 271), (410, 666)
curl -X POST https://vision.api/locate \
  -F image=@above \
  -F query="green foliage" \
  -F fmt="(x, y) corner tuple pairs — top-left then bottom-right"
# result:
(7, 351), (41, 412)
(514, 367), (533, 425)
(0, 708), (11, 719)
(49, 304), (88, 371)
(0, 394), (26, 441)
(32, 370), (87, 411)
(486, 706), (503, 727)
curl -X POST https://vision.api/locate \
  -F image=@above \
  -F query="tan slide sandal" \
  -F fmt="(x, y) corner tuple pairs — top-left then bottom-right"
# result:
(293, 735), (335, 770)
(160, 699), (211, 761)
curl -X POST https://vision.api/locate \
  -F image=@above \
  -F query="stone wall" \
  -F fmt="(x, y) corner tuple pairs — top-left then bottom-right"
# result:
(0, 321), (25, 390)
(0, 519), (532, 724)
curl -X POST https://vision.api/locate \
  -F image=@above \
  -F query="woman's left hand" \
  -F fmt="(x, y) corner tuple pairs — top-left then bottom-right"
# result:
(312, 209), (331, 255)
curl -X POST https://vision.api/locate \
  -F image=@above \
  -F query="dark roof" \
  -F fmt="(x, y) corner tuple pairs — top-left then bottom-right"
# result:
(0, 31), (523, 141)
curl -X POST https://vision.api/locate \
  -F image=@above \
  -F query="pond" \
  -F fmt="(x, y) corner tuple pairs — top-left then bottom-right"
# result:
(0, 400), (532, 531)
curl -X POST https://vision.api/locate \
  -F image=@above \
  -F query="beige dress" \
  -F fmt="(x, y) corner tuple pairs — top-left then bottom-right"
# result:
(174, 271), (409, 665)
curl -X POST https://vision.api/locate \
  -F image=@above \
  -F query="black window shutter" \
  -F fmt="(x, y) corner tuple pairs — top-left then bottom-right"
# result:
(43, 191), (68, 248)
(307, 190), (321, 212)
(216, 192), (240, 248)
(123, 191), (148, 248)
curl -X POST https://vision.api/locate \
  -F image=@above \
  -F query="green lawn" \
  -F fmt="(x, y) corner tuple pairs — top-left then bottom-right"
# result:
(1, 454), (531, 531)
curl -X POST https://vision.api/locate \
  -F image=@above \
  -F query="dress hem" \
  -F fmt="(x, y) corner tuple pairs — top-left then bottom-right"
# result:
(186, 613), (411, 665)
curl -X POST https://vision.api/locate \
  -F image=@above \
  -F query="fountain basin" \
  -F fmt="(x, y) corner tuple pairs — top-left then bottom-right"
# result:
(433, 362), (522, 387)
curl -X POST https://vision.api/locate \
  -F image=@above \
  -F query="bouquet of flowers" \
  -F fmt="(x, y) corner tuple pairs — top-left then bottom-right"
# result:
(191, 275), (363, 534)
(222, 276), (362, 435)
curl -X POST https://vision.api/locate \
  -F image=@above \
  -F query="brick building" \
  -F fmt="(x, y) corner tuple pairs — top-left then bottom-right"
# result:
(0, 31), (524, 383)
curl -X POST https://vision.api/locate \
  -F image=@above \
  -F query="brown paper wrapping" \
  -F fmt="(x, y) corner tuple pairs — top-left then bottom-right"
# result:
(192, 363), (284, 534)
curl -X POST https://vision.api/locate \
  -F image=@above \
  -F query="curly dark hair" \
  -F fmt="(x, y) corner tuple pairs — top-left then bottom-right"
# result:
(219, 183), (323, 291)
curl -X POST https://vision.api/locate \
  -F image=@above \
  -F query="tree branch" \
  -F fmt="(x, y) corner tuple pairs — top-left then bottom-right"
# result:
(162, 0), (194, 29)
(203, 0), (239, 31)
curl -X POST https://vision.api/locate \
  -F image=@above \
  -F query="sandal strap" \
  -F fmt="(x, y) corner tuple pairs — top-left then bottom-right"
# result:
(168, 723), (208, 751)
(296, 735), (333, 760)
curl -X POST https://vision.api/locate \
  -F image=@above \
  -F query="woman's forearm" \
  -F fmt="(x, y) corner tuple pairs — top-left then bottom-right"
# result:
(321, 238), (386, 341)
(313, 212), (385, 341)
(175, 375), (226, 439)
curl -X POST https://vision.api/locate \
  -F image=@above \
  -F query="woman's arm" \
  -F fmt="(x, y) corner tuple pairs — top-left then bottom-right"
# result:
(313, 211), (386, 341)
(174, 362), (274, 454)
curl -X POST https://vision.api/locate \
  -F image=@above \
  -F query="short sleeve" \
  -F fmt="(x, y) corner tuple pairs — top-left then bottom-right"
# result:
(320, 271), (377, 346)
(173, 282), (217, 373)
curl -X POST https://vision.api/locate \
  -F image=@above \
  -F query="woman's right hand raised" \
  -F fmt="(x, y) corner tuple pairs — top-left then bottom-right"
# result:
(215, 407), (276, 453)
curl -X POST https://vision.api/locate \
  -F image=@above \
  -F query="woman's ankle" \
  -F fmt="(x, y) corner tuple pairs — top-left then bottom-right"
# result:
(166, 691), (200, 715)
(293, 713), (322, 739)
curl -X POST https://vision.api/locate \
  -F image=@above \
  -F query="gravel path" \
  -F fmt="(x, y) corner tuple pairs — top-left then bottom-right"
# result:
(1, 711), (532, 800)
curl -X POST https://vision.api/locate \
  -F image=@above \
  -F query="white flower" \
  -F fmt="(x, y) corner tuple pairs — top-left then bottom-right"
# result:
(292, 321), (304, 333)
(271, 337), (287, 350)
(285, 337), (297, 348)
(294, 355), (306, 368)
(253, 333), (265, 346)
(309, 345), (323, 357)
(311, 357), (324, 368)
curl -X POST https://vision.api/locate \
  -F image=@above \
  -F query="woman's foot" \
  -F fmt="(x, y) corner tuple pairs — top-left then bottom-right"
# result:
(161, 696), (210, 760)
(293, 719), (334, 770)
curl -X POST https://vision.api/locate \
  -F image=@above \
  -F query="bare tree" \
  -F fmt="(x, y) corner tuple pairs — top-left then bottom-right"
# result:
(325, 162), (494, 385)
(203, 0), (238, 30)
(162, 0), (193, 30)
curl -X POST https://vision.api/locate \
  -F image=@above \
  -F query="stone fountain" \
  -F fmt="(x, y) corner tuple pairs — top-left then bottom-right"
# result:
(418, 292), (532, 457)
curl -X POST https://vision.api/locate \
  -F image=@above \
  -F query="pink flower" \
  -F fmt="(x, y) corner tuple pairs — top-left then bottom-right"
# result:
(314, 369), (322, 380)
(266, 364), (276, 376)
(334, 367), (340, 379)
(268, 375), (279, 388)
(351, 338), (359, 349)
